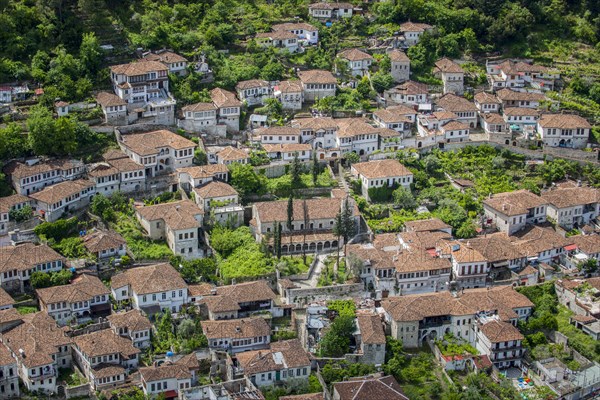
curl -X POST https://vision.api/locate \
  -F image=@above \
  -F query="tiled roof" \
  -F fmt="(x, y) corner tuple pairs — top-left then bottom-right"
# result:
(0, 308), (22, 325)
(0, 194), (30, 213)
(388, 80), (428, 95)
(236, 80), (270, 91)
(253, 197), (347, 223)
(0, 344), (15, 366)
(201, 317), (271, 339)
(373, 105), (416, 122)
(29, 179), (94, 205)
(483, 189), (546, 216)
(276, 80), (303, 93)
(503, 107), (540, 117)
(542, 186), (600, 209)
(436, 94), (477, 113)
(356, 313), (386, 344)
(88, 163), (120, 178)
(352, 159), (412, 179)
(110, 60), (168, 76)
(0, 287), (14, 308)
(107, 309), (153, 333)
(136, 199), (203, 230)
(336, 118), (379, 138)
(120, 130), (196, 156)
(309, 2), (353, 9)
(432, 111), (458, 121)
(474, 91), (500, 104)
(256, 30), (298, 40)
(110, 263), (188, 295)
(177, 164), (229, 180)
(217, 146), (249, 162)
(440, 120), (469, 131)
(142, 51), (187, 64)
(510, 225), (573, 257)
(292, 117), (338, 131)
(92, 363), (126, 379)
(257, 126), (301, 136)
(570, 234), (600, 255)
(440, 240), (486, 263)
(262, 143), (312, 153)
(5, 159), (82, 180)
(479, 319), (524, 343)
(193, 181), (238, 199)
(333, 375), (408, 400)
(404, 218), (451, 233)
(73, 329), (140, 358)
(2, 312), (71, 368)
(467, 234), (525, 263)
(496, 88), (545, 102)
(37, 274), (109, 305)
(107, 156), (144, 172)
(272, 22), (317, 32)
(140, 363), (191, 382)
(538, 114), (591, 129)
(0, 242), (64, 273)
(434, 58), (464, 74)
(182, 102), (217, 112)
(211, 88), (242, 108)
(96, 92), (126, 107)
(236, 339), (310, 375)
(400, 22), (432, 32)
(298, 70), (337, 85)
(280, 394), (324, 400)
(83, 230), (126, 253)
(482, 113), (505, 124)
(388, 50), (409, 63)
(338, 48), (373, 62)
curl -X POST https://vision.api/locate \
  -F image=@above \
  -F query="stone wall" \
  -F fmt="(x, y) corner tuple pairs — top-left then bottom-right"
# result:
(65, 383), (91, 399)
(287, 283), (364, 306)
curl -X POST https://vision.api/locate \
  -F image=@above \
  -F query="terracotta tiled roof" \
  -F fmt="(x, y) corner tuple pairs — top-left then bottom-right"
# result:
(400, 22), (432, 32)
(0, 288), (14, 308)
(142, 51), (187, 64)
(236, 339), (310, 374)
(510, 225), (573, 257)
(201, 294), (241, 313)
(193, 181), (238, 199)
(309, 2), (353, 9)
(0, 194), (30, 213)
(483, 190), (546, 216)
(83, 230), (126, 254)
(120, 130), (196, 156)
(0, 242), (64, 273)
(182, 102), (217, 112)
(256, 30), (298, 40)
(140, 363), (191, 382)
(432, 111), (458, 121)
(2, 312), (71, 368)
(37, 274), (109, 305)
(292, 117), (338, 131)
(262, 143), (312, 153)
(211, 88), (242, 108)
(110, 263), (188, 295)
(479, 319), (523, 343)
(92, 363), (126, 379)
(335, 118), (379, 138)
(434, 58), (464, 74)
(482, 113), (505, 124)
(388, 80), (428, 95)
(0, 344), (15, 366)
(280, 394), (324, 400)
(217, 146), (249, 162)
(542, 186), (600, 209)
(388, 50), (409, 63)
(352, 159), (412, 179)
(298, 70), (337, 85)
(201, 317), (271, 339)
(373, 105), (416, 122)
(467, 234), (525, 263)
(96, 92), (126, 107)
(257, 126), (301, 137)
(538, 114), (591, 129)
(0, 308), (22, 325)
(136, 199), (203, 230)
(503, 107), (540, 117)
(333, 375), (408, 400)
(436, 94), (477, 113)
(29, 179), (94, 205)
(404, 218), (451, 233)
(495, 88), (545, 102)
(88, 163), (119, 178)
(570, 234), (600, 255)
(338, 48), (373, 62)
(276, 80), (303, 93)
(474, 92), (500, 104)
(177, 165), (228, 180)
(272, 22), (317, 32)
(356, 313), (386, 344)
(107, 156), (144, 172)
(440, 120), (469, 131)
(253, 197), (348, 223)
(107, 309), (153, 333)
(4, 159), (82, 180)
(236, 80), (270, 91)
(73, 329), (140, 358)
(110, 60), (168, 76)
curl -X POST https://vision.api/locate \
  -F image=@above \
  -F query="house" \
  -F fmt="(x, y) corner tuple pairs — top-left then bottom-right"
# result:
(210, 88), (242, 134)
(537, 114), (591, 149)
(382, 286), (533, 348)
(487, 60), (558, 91)
(262, 143), (312, 162)
(474, 91), (501, 113)
(372, 105), (416, 135)
(102, 150), (147, 194)
(350, 159), (413, 201)
(337, 48), (373, 77)
(467, 233), (526, 272)
(72, 329), (140, 391)
(0, 312), (72, 394)
(236, 80), (272, 107)
(36, 274), (111, 326)
(388, 50), (410, 83)
(565, 235), (600, 270)
(439, 240), (490, 289)
(233, 339), (311, 387)
(177, 164), (229, 191)
(502, 107), (540, 131)
(274, 80), (304, 110)
(192, 181), (243, 227)
(0, 194), (32, 235)
(4, 158), (85, 196)
(30, 179), (95, 222)
(136, 200), (204, 259)
(88, 163), (124, 196)
(178, 102), (218, 135)
(0, 242), (65, 292)
(435, 94), (478, 128)
(201, 317), (272, 354)
(291, 117), (339, 150)
(96, 92), (128, 125)
(510, 225), (573, 264)
(333, 375), (409, 400)
(216, 146), (249, 165)
(258, 126), (302, 145)
(281, 394), (324, 400)
(399, 22), (433, 46)
(107, 309), (153, 349)
(483, 190), (547, 235)
(481, 113), (508, 136)
(140, 363), (192, 398)
(384, 80), (429, 106)
(298, 70), (337, 102)
(251, 197), (359, 254)
(555, 278), (600, 319)
(355, 313), (386, 365)
(110, 263), (189, 315)
(109, 60), (176, 125)
(308, 2), (354, 19)
(179, 377), (263, 400)
(142, 50), (188, 76)
(335, 118), (380, 156)
(272, 22), (319, 45)
(439, 120), (470, 143)
(255, 31), (299, 53)
(0, 344), (19, 398)
(542, 184), (600, 230)
(118, 130), (197, 178)
(495, 88), (545, 109)
(0, 288), (14, 311)
(434, 58), (465, 95)
(82, 230), (127, 262)
(474, 316), (525, 368)
(404, 218), (452, 234)
(197, 280), (277, 320)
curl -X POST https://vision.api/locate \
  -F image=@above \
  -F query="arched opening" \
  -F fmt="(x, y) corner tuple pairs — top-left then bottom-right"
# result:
(359, 149), (365, 156)
(417, 141), (422, 148)
(317, 242), (323, 251)
(470, 122), (475, 128)
(324, 241), (331, 249)
(282, 245), (288, 253)
(309, 243), (316, 251)
(559, 139), (566, 147)
(332, 240), (339, 248)
(295, 244), (302, 252)
(505, 139), (510, 145)
(303, 243), (309, 250)
(319, 153), (325, 160)
(512, 141), (517, 146)
(331, 152), (338, 157)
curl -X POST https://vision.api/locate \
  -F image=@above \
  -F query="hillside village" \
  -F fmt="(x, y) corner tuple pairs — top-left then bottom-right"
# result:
(1, 0), (600, 399)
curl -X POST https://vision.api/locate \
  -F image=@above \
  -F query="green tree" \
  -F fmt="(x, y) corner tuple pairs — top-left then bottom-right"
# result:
(193, 149), (208, 165)
(578, 258), (598, 275)
(319, 315), (355, 357)
(229, 163), (267, 200)
(393, 186), (417, 210)
(79, 32), (102, 78)
(311, 152), (320, 186)
(342, 152), (360, 165)
(290, 152), (302, 188)
(286, 194), (294, 233)
(0, 123), (29, 161)
(371, 72), (395, 93)
(9, 205), (33, 222)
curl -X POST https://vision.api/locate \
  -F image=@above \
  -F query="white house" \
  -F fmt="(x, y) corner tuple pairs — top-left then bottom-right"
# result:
(258, 126), (302, 145)
(542, 184), (600, 230)
(495, 88), (545, 109)
(0, 194), (33, 235)
(483, 190), (547, 236)
(255, 31), (298, 53)
(140, 363), (192, 398)
(439, 120), (470, 143)
(399, 22), (433, 46)
(236, 80), (272, 107)
(29, 179), (95, 222)
(436, 94), (478, 128)
(262, 143), (312, 162)
(5, 158), (85, 196)
(96, 92), (128, 125)
(474, 317), (525, 369)
(384, 80), (429, 106)
(274, 80), (304, 110)
(179, 102), (218, 135)
(298, 70), (337, 102)
(82, 230), (127, 261)
(372, 105), (416, 135)
(511, 225), (572, 264)
(439, 241), (490, 289)
(480, 113), (508, 136)
(502, 107), (540, 131)
(0, 242), (65, 293)
(0, 345), (19, 398)
(142, 50), (189, 76)
(308, 2), (353, 19)
(337, 48), (373, 77)
(474, 92), (501, 113)
(350, 159), (413, 201)
(210, 88), (242, 134)
(389, 50), (410, 83)
(198, 280), (278, 321)
(537, 114), (591, 149)
(102, 150), (147, 194)
(192, 181), (243, 226)
(335, 118), (380, 156)
(107, 309), (154, 349)
(291, 117), (339, 150)
(272, 22), (318, 45)
(110, 263), (189, 315)
(434, 58), (464, 95)
(201, 317), (271, 354)
(216, 146), (250, 165)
